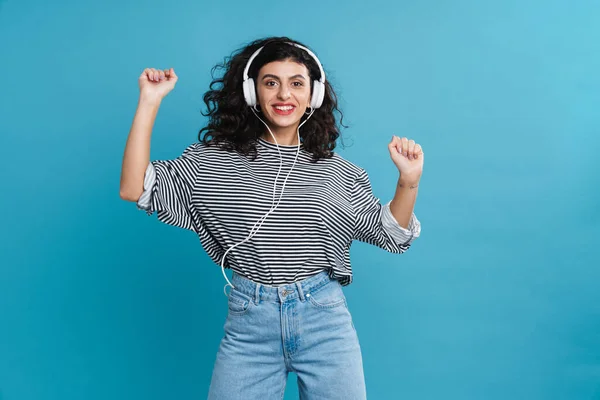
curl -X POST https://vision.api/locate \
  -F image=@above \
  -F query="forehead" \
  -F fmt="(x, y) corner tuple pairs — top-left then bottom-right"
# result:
(258, 59), (309, 77)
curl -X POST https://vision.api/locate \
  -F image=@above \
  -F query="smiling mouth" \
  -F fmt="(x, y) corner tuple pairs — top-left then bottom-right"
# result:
(272, 105), (296, 115)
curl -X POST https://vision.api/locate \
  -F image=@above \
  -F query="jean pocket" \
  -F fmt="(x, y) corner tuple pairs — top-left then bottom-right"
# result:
(306, 282), (346, 309)
(227, 289), (253, 316)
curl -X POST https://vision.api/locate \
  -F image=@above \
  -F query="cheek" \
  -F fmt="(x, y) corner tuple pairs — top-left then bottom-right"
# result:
(256, 88), (270, 105)
(298, 88), (311, 105)
(304, 86), (312, 100)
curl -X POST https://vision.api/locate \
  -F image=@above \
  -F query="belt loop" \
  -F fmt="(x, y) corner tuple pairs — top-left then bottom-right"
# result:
(295, 281), (305, 302)
(255, 283), (261, 305)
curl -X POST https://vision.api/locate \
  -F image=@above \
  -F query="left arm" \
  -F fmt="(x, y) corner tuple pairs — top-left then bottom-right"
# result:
(388, 135), (424, 229)
(350, 136), (424, 253)
(389, 178), (419, 229)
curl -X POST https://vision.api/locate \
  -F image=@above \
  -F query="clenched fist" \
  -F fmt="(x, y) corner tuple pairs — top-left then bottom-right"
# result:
(139, 67), (178, 101)
(388, 135), (424, 184)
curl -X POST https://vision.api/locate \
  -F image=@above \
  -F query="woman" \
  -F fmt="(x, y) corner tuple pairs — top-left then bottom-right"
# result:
(120, 36), (423, 400)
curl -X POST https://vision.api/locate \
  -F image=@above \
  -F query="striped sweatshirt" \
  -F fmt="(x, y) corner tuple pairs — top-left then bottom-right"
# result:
(137, 137), (421, 286)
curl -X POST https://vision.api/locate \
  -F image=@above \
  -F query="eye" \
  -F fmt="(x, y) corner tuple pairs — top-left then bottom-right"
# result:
(292, 81), (304, 87)
(265, 80), (277, 87)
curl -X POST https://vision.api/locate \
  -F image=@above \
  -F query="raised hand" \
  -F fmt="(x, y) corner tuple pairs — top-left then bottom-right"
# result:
(388, 136), (424, 184)
(138, 67), (178, 101)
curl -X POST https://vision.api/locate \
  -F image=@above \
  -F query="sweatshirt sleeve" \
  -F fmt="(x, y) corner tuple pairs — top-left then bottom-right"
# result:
(136, 143), (203, 232)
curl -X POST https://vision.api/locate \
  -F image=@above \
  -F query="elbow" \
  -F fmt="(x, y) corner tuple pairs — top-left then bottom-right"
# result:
(119, 187), (141, 202)
(119, 177), (145, 202)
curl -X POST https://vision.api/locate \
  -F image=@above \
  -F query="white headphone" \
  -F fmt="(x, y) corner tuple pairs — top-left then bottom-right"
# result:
(242, 41), (326, 109)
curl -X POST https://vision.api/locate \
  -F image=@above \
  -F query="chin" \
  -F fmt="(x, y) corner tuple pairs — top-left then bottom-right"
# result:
(266, 114), (302, 129)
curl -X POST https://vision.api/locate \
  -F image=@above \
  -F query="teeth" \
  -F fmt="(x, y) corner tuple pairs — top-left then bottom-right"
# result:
(275, 105), (294, 111)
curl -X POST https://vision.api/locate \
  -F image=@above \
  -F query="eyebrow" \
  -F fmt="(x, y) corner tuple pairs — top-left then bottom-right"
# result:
(261, 74), (306, 81)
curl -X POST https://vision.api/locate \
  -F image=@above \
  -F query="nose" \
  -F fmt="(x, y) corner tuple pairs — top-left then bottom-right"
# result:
(277, 85), (291, 100)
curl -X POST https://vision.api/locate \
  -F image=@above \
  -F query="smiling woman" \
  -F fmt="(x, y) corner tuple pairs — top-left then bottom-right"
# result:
(119, 35), (423, 400)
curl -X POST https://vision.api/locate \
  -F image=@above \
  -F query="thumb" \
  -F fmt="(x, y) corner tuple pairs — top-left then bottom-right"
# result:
(166, 67), (178, 80)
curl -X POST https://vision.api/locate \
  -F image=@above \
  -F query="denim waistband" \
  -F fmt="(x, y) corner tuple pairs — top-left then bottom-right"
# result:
(230, 270), (338, 304)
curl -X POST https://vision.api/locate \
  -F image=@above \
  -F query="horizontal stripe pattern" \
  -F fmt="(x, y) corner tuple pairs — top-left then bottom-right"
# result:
(137, 138), (421, 286)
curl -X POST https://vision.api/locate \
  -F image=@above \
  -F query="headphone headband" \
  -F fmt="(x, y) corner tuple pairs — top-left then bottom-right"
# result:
(242, 41), (326, 84)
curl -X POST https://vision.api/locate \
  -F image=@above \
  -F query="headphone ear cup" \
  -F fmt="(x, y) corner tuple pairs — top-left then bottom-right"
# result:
(243, 78), (256, 106)
(311, 80), (325, 109)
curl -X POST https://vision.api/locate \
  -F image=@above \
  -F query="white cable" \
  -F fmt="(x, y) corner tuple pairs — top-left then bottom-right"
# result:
(221, 108), (316, 296)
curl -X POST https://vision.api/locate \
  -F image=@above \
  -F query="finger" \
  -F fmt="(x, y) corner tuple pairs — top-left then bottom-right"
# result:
(389, 136), (402, 155)
(392, 135), (402, 153)
(401, 137), (409, 156)
(414, 144), (423, 159)
(158, 70), (165, 81)
(407, 139), (416, 160)
(151, 68), (158, 81)
(142, 68), (152, 81)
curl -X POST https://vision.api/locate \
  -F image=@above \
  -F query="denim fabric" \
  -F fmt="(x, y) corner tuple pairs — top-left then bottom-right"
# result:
(208, 270), (366, 399)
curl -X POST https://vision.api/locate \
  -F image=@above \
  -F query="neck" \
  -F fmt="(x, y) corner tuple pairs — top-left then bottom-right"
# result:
(260, 124), (301, 146)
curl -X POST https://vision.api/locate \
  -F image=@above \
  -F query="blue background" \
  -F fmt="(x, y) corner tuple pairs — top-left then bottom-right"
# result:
(1, 0), (599, 398)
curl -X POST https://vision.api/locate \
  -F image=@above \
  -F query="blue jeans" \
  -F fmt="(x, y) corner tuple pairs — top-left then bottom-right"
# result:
(207, 270), (367, 399)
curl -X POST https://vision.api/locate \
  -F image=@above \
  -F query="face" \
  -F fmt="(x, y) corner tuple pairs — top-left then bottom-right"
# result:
(256, 59), (312, 132)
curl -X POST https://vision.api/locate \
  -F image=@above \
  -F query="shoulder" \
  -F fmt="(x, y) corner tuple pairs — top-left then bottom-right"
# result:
(322, 152), (364, 179)
(182, 141), (232, 157)
(182, 140), (250, 169)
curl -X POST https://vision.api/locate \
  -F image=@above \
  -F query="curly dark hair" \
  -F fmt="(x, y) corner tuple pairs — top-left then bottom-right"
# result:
(198, 36), (347, 162)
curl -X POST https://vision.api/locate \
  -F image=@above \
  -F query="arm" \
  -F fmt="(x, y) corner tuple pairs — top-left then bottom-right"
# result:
(389, 178), (419, 229)
(119, 94), (161, 202)
(388, 135), (424, 229)
(119, 67), (178, 201)
(351, 169), (420, 253)
(119, 68), (200, 233)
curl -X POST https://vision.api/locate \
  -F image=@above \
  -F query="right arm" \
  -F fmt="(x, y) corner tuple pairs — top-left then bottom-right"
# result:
(119, 94), (161, 201)
(119, 67), (178, 202)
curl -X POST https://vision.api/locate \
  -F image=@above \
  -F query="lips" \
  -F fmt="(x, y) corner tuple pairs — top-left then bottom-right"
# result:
(272, 104), (296, 116)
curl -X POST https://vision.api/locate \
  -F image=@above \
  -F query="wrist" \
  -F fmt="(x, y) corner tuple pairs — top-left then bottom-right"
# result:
(397, 177), (420, 188)
(139, 93), (162, 107)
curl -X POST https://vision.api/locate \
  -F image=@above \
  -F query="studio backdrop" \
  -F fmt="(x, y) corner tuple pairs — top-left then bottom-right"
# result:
(0, 0), (598, 398)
